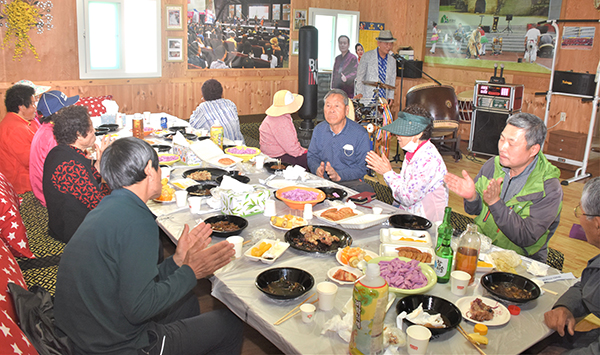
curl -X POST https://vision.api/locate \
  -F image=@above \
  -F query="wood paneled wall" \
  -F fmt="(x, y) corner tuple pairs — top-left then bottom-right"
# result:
(0, 0), (597, 132)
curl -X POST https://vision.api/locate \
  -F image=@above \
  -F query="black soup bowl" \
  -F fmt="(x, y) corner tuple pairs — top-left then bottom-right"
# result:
(396, 295), (462, 336)
(389, 214), (432, 230)
(481, 272), (541, 303)
(204, 215), (248, 238)
(256, 267), (314, 299)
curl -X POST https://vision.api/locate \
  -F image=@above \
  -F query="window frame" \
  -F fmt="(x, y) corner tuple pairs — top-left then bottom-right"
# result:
(76, 0), (162, 79)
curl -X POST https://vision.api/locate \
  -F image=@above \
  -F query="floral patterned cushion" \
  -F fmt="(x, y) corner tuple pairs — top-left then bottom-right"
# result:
(75, 95), (114, 117)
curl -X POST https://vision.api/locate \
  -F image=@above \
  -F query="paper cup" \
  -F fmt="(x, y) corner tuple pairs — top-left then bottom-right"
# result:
(255, 156), (265, 169)
(160, 167), (171, 180)
(406, 325), (432, 355)
(303, 203), (313, 221)
(372, 207), (383, 215)
(451, 270), (471, 296)
(175, 190), (188, 208)
(264, 199), (276, 217)
(317, 282), (338, 311)
(226, 236), (244, 258)
(188, 197), (203, 214)
(300, 303), (316, 323)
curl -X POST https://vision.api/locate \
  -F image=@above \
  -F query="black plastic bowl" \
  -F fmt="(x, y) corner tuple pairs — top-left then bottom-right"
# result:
(264, 161), (291, 174)
(151, 144), (171, 153)
(99, 123), (119, 132)
(256, 267), (314, 299)
(317, 187), (348, 201)
(169, 126), (187, 133)
(95, 127), (110, 136)
(389, 214), (432, 230)
(396, 295), (462, 336)
(186, 182), (219, 197)
(481, 272), (541, 303)
(204, 215), (248, 238)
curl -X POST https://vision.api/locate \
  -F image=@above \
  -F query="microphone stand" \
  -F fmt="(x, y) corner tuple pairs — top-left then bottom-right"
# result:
(389, 55), (442, 163)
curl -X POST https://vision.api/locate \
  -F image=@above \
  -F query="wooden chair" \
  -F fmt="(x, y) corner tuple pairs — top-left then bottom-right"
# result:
(364, 179), (395, 206)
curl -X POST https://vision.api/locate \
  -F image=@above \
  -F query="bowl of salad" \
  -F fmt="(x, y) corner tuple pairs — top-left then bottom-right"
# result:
(224, 146), (261, 162)
(275, 186), (326, 210)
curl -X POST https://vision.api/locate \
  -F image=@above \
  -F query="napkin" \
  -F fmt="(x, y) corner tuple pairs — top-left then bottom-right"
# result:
(321, 312), (353, 343)
(396, 303), (444, 331)
(527, 260), (550, 276)
(219, 175), (254, 193)
(282, 165), (308, 181)
(172, 131), (189, 147)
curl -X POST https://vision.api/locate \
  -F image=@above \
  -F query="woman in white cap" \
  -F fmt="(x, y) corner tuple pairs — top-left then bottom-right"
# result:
(365, 105), (448, 222)
(259, 90), (308, 169)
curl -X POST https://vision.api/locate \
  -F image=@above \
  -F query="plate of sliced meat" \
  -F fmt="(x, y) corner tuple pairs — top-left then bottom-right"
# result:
(327, 266), (362, 285)
(284, 225), (352, 254)
(455, 296), (510, 326)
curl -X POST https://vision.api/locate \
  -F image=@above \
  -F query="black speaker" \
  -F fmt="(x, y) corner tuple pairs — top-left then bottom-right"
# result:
(506, 15), (513, 21)
(469, 109), (510, 156)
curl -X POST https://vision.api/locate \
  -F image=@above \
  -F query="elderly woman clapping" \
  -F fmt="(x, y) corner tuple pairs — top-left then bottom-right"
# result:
(366, 105), (448, 222)
(43, 105), (111, 243)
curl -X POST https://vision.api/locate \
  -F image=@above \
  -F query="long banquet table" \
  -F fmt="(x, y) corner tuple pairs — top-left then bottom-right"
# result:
(151, 162), (576, 355)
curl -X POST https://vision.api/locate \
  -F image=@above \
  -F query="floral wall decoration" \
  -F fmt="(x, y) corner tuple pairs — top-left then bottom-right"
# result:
(0, 0), (54, 60)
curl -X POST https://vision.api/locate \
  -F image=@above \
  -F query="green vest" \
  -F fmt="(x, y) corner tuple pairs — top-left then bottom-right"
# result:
(473, 153), (561, 256)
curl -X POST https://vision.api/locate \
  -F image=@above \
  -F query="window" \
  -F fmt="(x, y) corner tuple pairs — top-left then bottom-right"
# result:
(76, 0), (162, 79)
(308, 8), (359, 72)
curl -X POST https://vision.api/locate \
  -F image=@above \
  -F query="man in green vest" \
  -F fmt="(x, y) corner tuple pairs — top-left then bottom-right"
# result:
(444, 113), (563, 262)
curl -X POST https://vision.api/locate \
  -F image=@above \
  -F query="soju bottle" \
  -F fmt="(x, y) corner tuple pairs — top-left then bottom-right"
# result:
(434, 207), (454, 283)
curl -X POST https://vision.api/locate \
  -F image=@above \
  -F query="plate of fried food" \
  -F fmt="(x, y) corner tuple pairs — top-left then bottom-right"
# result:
(270, 214), (307, 231)
(455, 296), (510, 326)
(152, 179), (176, 203)
(336, 246), (378, 268)
(327, 266), (362, 285)
(379, 244), (435, 265)
(313, 207), (363, 224)
(284, 225), (352, 254)
(183, 168), (227, 182)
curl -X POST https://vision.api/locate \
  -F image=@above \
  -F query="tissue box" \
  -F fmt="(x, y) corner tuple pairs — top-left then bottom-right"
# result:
(173, 144), (202, 165)
(100, 113), (117, 125)
(221, 186), (272, 217)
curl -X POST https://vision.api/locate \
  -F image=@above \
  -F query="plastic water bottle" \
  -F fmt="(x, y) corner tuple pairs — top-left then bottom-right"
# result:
(350, 263), (388, 355)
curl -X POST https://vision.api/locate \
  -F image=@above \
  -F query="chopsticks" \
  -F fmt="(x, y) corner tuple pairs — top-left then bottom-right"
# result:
(542, 287), (558, 295)
(457, 325), (487, 355)
(274, 299), (318, 325)
(273, 293), (316, 325)
(242, 240), (252, 246)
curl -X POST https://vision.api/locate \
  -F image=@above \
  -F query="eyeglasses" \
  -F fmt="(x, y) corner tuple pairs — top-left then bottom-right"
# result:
(574, 204), (600, 218)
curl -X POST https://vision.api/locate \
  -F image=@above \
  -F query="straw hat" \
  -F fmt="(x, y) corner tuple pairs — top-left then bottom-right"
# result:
(382, 112), (431, 137)
(265, 90), (304, 116)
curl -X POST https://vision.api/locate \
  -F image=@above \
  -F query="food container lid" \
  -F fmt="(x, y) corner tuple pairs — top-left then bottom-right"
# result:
(507, 305), (521, 315)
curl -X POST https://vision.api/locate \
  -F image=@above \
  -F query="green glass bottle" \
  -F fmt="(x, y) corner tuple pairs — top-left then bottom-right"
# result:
(434, 207), (454, 283)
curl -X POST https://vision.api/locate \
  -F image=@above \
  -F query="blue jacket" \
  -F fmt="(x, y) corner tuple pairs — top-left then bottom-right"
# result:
(307, 118), (370, 181)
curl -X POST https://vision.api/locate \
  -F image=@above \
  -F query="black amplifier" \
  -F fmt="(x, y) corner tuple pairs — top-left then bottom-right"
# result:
(552, 71), (596, 97)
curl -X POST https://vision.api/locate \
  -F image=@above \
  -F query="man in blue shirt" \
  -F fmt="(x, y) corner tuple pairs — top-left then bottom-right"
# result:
(308, 89), (373, 192)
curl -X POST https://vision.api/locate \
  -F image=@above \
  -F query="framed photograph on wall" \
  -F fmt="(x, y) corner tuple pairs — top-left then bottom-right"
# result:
(167, 37), (183, 62)
(291, 40), (299, 56)
(272, 4), (281, 21)
(166, 5), (183, 30)
(293, 9), (307, 31)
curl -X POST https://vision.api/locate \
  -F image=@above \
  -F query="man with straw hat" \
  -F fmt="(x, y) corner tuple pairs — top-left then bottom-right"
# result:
(259, 90), (308, 169)
(354, 30), (397, 107)
(366, 106), (448, 222)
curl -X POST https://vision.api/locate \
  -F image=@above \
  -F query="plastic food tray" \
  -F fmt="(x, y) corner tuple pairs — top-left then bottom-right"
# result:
(337, 214), (391, 230)
(244, 239), (289, 265)
(380, 228), (432, 247)
(313, 207), (364, 225)
(379, 243), (435, 266)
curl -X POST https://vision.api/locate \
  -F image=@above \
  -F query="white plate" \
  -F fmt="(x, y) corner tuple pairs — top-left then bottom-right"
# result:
(455, 296), (510, 326)
(266, 179), (308, 189)
(269, 216), (308, 231)
(336, 248), (379, 268)
(313, 207), (364, 225)
(206, 154), (243, 168)
(327, 266), (363, 285)
(244, 239), (289, 265)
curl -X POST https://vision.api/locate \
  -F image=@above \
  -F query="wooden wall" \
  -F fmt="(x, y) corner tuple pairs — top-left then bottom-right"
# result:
(0, 0), (598, 135)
